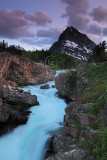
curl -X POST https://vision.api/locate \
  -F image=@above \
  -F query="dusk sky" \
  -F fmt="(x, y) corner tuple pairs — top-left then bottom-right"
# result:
(0, 0), (107, 50)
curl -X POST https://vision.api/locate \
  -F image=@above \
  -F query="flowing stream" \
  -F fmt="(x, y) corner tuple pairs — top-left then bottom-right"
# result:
(0, 70), (66, 160)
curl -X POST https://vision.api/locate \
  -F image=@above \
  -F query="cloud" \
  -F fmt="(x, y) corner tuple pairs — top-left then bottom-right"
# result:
(103, 27), (107, 36)
(90, 6), (107, 23)
(27, 11), (52, 26)
(61, 0), (89, 14)
(61, 0), (90, 30)
(37, 28), (63, 39)
(0, 9), (52, 39)
(87, 23), (102, 35)
(68, 14), (89, 30)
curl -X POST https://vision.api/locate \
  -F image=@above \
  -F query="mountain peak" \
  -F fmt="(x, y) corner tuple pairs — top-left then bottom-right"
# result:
(50, 26), (96, 60)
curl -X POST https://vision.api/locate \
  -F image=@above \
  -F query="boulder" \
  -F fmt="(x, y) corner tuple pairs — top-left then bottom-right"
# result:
(40, 84), (50, 89)
(55, 68), (91, 100)
(55, 70), (77, 99)
(52, 85), (56, 88)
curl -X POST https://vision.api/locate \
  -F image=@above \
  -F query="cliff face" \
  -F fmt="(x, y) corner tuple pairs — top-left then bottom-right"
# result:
(0, 52), (55, 86)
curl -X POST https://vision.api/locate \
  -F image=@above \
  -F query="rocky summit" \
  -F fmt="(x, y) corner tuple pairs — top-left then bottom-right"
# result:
(50, 26), (96, 60)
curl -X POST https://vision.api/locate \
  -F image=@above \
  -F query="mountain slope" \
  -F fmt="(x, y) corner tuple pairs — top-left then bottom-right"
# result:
(50, 26), (96, 60)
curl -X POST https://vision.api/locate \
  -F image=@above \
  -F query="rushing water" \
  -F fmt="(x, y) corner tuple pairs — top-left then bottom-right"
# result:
(0, 70), (67, 160)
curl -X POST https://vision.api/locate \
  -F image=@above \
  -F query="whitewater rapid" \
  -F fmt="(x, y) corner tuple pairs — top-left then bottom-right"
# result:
(0, 70), (66, 160)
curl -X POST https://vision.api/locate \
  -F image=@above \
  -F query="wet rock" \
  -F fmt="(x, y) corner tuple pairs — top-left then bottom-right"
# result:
(40, 84), (50, 89)
(52, 85), (55, 88)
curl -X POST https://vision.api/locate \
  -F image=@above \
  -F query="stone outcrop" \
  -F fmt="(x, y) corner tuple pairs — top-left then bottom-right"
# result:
(55, 70), (77, 99)
(0, 84), (39, 136)
(64, 102), (96, 138)
(55, 67), (91, 100)
(0, 52), (55, 87)
(46, 137), (87, 160)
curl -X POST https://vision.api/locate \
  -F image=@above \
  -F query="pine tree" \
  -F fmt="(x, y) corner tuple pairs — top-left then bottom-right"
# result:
(92, 41), (107, 62)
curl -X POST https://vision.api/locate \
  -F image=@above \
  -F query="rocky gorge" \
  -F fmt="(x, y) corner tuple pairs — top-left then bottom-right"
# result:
(0, 50), (106, 160)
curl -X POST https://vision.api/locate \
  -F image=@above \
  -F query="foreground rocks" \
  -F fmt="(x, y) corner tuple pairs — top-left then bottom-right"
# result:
(0, 52), (55, 87)
(0, 84), (39, 136)
(64, 102), (96, 139)
(46, 134), (88, 160)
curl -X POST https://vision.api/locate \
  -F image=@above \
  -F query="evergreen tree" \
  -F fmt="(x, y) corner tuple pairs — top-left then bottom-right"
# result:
(90, 41), (107, 62)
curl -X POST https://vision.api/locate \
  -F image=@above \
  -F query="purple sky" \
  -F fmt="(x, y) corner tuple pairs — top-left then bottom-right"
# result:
(0, 0), (107, 50)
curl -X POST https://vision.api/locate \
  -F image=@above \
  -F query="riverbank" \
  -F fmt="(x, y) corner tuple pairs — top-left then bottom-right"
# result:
(46, 62), (107, 160)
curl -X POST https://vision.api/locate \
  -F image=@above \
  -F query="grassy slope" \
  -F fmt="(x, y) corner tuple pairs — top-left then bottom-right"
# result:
(78, 62), (107, 160)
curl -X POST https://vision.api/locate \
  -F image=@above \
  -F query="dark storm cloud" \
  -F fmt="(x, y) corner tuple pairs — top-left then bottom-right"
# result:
(87, 24), (102, 35)
(103, 27), (107, 36)
(90, 6), (107, 23)
(37, 28), (63, 39)
(0, 9), (52, 39)
(61, 0), (90, 30)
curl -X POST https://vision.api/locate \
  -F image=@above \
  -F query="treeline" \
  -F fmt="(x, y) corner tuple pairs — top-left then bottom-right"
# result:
(0, 40), (22, 55)
(88, 41), (107, 62)
(0, 40), (77, 69)
(22, 50), (77, 69)
(1, 39), (106, 69)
